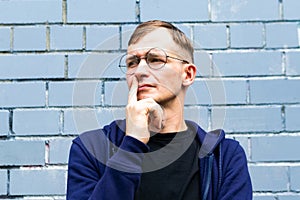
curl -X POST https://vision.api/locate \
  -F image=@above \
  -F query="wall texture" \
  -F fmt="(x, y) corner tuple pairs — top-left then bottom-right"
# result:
(0, 0), (300, 199)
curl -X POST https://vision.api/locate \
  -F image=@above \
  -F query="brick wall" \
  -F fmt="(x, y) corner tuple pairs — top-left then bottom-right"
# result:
(0, 0), (299, 199)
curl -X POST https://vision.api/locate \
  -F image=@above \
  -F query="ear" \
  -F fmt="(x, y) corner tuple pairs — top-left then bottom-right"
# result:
(182, 63), (197, 87)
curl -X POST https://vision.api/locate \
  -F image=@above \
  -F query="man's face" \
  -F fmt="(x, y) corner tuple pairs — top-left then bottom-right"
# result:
(126, 28), (188, 105)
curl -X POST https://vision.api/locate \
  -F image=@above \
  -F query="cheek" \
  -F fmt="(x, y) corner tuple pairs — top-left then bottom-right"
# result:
(159, 71), (182, 90)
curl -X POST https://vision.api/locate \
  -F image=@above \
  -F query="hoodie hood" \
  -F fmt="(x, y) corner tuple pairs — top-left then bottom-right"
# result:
(103, 119), (225, 159)
(185, 120), (225, 158)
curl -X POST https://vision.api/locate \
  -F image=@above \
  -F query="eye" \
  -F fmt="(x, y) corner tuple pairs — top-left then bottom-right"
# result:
(126, 57), (139, 68)
(147, 54), (165, 64)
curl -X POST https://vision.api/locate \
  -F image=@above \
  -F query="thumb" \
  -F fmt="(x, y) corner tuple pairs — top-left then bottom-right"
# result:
(149, 104), (165, 132)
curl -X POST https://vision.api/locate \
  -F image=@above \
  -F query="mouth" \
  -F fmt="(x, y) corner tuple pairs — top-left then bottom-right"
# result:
(138, 84), (155, 91)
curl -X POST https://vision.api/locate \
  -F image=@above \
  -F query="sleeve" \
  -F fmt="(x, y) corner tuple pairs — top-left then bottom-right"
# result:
(67, 135), (149, 200)
(217, 142), (253, 200)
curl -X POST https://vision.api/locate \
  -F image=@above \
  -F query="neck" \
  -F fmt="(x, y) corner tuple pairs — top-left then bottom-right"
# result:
(158, 104), (187, 133)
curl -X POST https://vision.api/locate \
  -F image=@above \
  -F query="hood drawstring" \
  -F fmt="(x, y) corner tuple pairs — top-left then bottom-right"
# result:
(202, 153), (214, 200)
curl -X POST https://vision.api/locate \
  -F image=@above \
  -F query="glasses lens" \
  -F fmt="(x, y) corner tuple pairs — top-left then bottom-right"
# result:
(118, 48), (168, 74)
(146, 48), (167, 69)
(119, 54), (139, 74)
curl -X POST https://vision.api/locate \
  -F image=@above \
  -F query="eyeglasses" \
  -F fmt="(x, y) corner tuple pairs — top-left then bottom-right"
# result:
(119, 47), (189, 75)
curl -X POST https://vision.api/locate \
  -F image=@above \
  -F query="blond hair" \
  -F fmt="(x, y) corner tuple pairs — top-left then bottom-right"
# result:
(128, 20), (194, 63)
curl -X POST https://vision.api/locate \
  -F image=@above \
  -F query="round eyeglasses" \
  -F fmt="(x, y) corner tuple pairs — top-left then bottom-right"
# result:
(119, 47), (189, 75)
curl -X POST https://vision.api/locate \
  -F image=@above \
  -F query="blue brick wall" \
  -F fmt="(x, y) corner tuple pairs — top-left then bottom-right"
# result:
(0, 0), (299, 199)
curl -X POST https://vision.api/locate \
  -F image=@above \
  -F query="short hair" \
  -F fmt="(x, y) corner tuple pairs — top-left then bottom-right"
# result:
(128, 20), (194, 63)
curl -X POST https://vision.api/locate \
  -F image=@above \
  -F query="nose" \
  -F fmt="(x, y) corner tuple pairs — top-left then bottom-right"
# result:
(134, 58), (149, 76)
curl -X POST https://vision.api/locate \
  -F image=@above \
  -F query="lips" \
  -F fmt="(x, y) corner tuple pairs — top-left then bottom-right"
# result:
(138, 84), (155, 91)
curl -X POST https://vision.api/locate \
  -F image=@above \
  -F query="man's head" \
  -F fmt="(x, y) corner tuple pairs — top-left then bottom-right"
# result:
(128, 20), (194, 63)
(124, 20), (197, 105)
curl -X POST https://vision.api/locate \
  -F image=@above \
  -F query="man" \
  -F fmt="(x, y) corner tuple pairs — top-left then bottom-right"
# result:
(67, 20), (252, 200)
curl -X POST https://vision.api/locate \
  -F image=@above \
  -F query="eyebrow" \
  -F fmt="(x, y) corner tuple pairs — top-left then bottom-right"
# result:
(127, 49), (149, 56)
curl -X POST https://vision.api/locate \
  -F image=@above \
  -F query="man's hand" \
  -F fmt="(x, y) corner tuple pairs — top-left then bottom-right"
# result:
(125, 77), (164, 144)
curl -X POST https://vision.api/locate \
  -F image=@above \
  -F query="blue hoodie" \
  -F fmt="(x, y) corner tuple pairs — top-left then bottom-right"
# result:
(67, 120), (252, 200)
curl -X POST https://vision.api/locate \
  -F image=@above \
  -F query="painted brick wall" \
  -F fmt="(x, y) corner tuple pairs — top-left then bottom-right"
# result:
(0, 0), (299, 199)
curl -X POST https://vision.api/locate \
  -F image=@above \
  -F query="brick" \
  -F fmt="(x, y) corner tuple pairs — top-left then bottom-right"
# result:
(230, 23), (264, 48)
(194, 24), (227, 49)
(64, 109), (99, 134)
(212, 52), (282, 76)
(283, 0), (300, 20)
(286, 52), (300, 76)
(121, 25), (138, 49)
(211, 106), (282, 132)
(86, 26), (119, 50)
(211, 0), (279, 21)
(184, 106), (208, 130)
(13, 109), (60, 135)
(290, 166), (300, 191)
(48, 81), (101, 106)
(194, 51), (211, 77)
(96, 108), (126, 129)
(68, 53), (124, 79)
(104, 81), (128, 106)
(266, 23), (299, 48)
(64, 108), (125, 134)
(10, 168), (66, 195)
(0, 27), (10, 51)
(250, 79), (300, 104)
(140, 0), (209, 21)
(0, 0), (62, 24)
(0, 110), (9, 136)
(0, 82), (45, 108)
(67, 0), (135, 23)
(50, 26), (83, 50)
(0, 140), (44, 166)
(249, 166), (288, 191)
(285, 106), (300, 131)
(14, 26), (46, 51)
(0, 170), (6, 195)
(253, 196), (275, 200)
(278, 195), (300, 200)
(251, 136), (300, 162)
(49, 138), (73, 164)
(0, 54), (65, 79)
(186, 79), (247, 105)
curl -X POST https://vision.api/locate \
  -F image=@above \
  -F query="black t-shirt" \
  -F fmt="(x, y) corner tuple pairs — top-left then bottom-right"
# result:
(135, 127), (201, 200)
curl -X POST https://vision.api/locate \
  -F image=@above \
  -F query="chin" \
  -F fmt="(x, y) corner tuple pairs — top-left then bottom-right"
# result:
(137, 93), (158, 101)
(138, 95), (153, 100)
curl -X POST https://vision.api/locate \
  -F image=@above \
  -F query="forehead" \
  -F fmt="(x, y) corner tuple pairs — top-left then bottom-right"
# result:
(127, 28), (180, 55)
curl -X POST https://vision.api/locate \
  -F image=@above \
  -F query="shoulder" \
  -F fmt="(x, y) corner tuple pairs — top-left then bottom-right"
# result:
(219, 137), (248, 171)
(187, 120), (246, 160)
(71, 120), (126, 154)
(73, 119), (126, 144)
(221, 137), (245, 156)
(186, 120), (226, 157)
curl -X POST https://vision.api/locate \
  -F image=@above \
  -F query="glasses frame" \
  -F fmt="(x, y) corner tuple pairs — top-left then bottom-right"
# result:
(118, 47), (190, 75)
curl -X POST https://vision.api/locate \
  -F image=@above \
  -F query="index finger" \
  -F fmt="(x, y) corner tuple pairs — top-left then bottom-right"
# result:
(128, 76), (138, 103)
